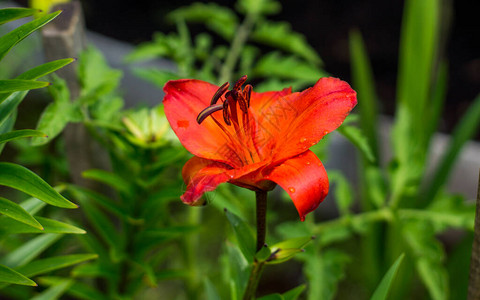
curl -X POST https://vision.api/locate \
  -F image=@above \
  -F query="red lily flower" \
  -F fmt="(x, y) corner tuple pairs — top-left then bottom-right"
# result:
(163, 76), (356, 220)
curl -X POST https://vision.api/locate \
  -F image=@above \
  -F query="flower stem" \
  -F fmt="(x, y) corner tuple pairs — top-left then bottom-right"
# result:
(242, 190), (268, 300)
(255, 190), (267, 251)
(218, 12), (257, 84)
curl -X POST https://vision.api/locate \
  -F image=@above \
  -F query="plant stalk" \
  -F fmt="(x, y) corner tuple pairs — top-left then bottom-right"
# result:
(255, 190), (267, 251)
(218, 12), (257, 84)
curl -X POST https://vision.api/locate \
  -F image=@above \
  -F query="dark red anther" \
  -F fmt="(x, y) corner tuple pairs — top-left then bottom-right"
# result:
(223, 99), (231, 125)
(244, 84), (252, 108)
(210, 82), (230, 105)
(197, 104), (224, 124)
(233, 75), (248, 91)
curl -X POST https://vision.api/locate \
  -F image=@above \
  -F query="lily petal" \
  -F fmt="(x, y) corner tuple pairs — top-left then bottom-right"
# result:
(181, 156), (268, 205)
(251, 77), (356, 163)
(264, 150), (328, 221)
(164, 79), (244, 167)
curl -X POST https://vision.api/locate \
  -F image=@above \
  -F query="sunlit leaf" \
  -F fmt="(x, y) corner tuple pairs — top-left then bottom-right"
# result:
(0, 264), (36, 286)
(0, 8), (38, 25)
(0, 196), (43, 229)
(0, 163), (77, 208)
(0, 79), (49, 94)
(370, 254), (405, 300)
(15, 254), (98, 278)
(0, 216), (85, 234)
(0, 129), (46, 145)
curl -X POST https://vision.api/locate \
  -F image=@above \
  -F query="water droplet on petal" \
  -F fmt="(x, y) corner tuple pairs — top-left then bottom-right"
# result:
(300, 137), (307, 143)
(177, 120), (189, 128)
(306, 161), (311, 165)
(323, 130), (329, 135)
(288, 187), (296, 193)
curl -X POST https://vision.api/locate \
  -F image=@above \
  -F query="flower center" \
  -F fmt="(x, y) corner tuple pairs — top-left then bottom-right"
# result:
(197, 75), (260, 166)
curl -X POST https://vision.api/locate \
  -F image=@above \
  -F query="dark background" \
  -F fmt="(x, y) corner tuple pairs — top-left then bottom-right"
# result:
(13, 0), (480, 138)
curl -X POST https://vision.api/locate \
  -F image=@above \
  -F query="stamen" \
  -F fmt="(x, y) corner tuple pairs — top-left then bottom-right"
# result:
(244, 84), (252, 108)
(233, 75), (248, 91)
(210, 82), (230, 105)
(223, 100), (231, 125)
(197, 104), (224, 124)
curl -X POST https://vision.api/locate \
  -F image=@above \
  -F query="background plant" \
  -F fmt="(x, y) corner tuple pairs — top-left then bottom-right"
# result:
(0, 8), (96, 299)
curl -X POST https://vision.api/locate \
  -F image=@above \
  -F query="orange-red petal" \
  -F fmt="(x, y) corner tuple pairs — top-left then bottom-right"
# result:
(164, 79), (243, 167)
(250, 77), (357, 163)
(181, 156), (268, 205)
(263, 150), (329, 221)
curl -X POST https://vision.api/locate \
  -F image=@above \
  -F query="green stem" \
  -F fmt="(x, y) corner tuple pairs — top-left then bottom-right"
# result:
(184, 208), (201, 299)
(243, 260), (266, 300)
(313, 208), (393, 234)
(256, 190), (267, 251)
(242, 191), (268, 299)
(218, 12), (257, 84)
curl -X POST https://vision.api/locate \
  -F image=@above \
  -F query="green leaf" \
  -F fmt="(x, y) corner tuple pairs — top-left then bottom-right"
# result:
(402, 221), (448, 300)
(32, 77), (75, 146)
(0, 264), (36, 286)
(37, 276), (109, 300)
(17, 58), (76, 80)
(225, 209), (256, 262)
(337, 124), (375, 163)
(253, 52), (328, 82)
(78, 46), (122, 99)
(0, 129), (46, 145)
(236, 0), (281, 15)
(0, 11), (61, 62)
(328, 171), (354, 215)
(0, 92), (27, 128)
(370, 254), (405, 300)
(0, 79), (49, 94)
(251, 21), (322, 64)
(283, 284), (306, 300)
(30, 278), (72, 300)
(15, 254), (98, 278)
(258, 294), (284, 300)
(0, 196), (43, 229)
(423, 92), (480, 205)
(82, 169), (134, 197)
(132, 68), (180, 89)
(0, 216), (85, 234)
(349, 30), (380, 158)
(2, 234), (63, 267)
(0, 8), (38, 25)
(0, 162), (77, 208)
(270, 236), (314, 252)
(168, 3), (238, 40)
(204, 278), (221, 300)
(302, 249), (350, 300)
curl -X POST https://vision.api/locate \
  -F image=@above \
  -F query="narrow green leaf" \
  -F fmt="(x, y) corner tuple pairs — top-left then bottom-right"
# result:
(0, 109), (15, 154)
(30, 278), (72, 300)
(423, 93), (480, 205)
(0, 8), (38, 25)
(328, 171), (354, 215)
(270, 236), (314, 253)
(283, 284), (306, 300)
(0, 196), (43, 229)
(349, 30), (379, 158)
(204, 278), (221, 300)
(0, 11), (61, 62)
(16, 254), (98, 278)
(253, 52), (328, 82)
(168, 3), (238, 40)
(337, 124), (375, 163)
(225, 209), (256, 262)
(251, 20), (322, 65)
(17, 58), (75, 80)
(0, 264), (36, 286)
(2, 234), (63, 267)
(82, 169), (134, 197)
(0, 79), (49, 93)
(258, 294), (284, 300)
(0, 163), (77, 208)
(32, 76), (74, 146)
(0, 216), (85, 234)
(370, 254), (405, 300)
(37, 276), (110, 300)
(0, 129), (46, 145)
(0, 91), (27, 127)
